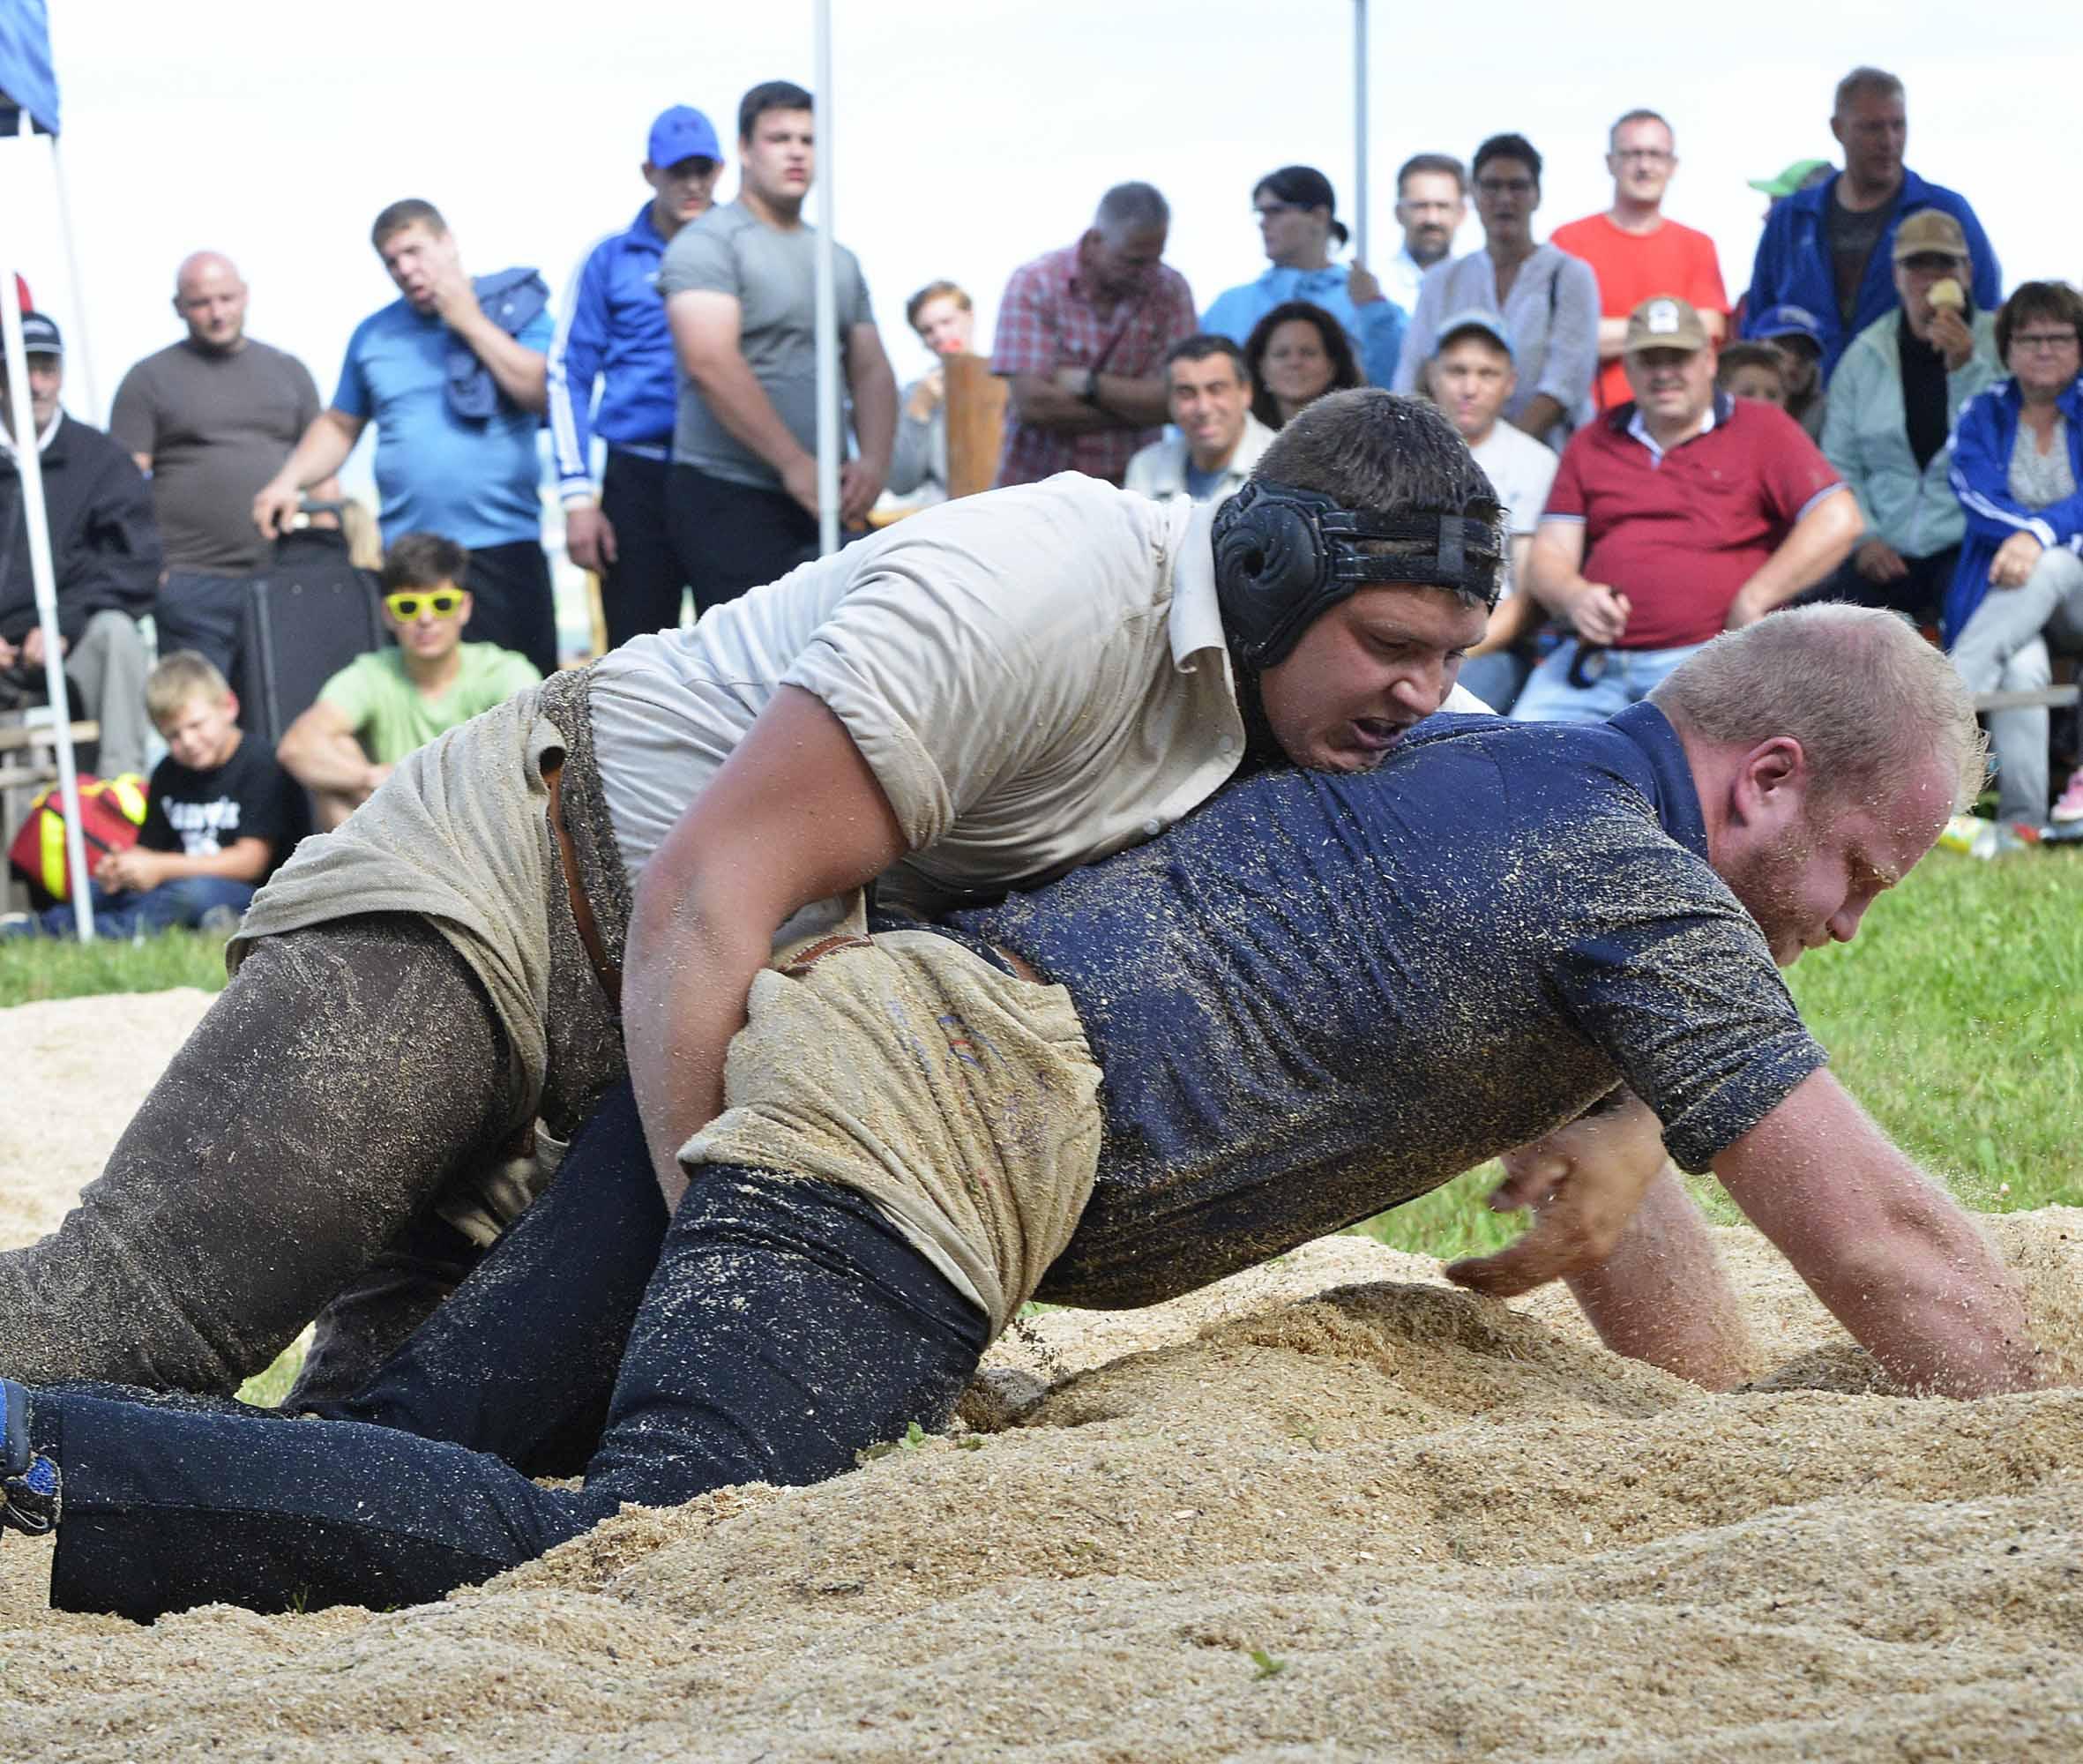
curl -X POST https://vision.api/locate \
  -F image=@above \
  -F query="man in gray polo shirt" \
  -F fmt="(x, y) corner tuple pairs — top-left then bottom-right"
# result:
(659, 78), (897, 612)
(109, 253), (328, 678)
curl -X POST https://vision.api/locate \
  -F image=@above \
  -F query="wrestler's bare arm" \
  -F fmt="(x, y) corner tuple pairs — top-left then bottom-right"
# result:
(1714, 1069), (2040, 1396)
(623, 685), (907, 1208)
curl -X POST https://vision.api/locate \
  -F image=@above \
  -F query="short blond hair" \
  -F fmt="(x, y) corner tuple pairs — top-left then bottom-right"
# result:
(1650, 604), (1986, 811)
(146, 650), (232, 725)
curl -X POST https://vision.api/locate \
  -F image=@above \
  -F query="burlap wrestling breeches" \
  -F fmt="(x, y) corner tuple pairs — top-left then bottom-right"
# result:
(0, 668), (633, 1401)
(681, 928), (1103, 1338)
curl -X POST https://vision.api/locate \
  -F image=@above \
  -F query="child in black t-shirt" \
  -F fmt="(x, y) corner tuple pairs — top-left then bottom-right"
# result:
(15, 651), (298, 939)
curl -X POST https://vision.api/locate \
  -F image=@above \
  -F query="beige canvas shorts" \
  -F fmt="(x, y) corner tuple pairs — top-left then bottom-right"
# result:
(680, 927), (1102, 1337)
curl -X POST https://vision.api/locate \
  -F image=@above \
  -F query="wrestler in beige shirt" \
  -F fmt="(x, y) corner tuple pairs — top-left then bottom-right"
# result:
(591, 461), (1491, 1201)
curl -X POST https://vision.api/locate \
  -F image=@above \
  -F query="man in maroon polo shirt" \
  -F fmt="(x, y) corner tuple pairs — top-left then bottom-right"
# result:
(1513, 295), (1863, 722)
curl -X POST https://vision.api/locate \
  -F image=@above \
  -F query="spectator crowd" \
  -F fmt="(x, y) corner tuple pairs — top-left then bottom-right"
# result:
(4, 61), (2081, 940)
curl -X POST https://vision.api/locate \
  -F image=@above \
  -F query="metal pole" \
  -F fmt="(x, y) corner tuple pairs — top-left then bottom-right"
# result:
(0, 287), (94, 939)
(811, 0), (840, 557)
(1352, 0), (1370, 265)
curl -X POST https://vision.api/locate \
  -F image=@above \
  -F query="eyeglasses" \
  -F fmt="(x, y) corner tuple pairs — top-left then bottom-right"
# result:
(1475, 177), (1535, 197)
(1611, 149), (1672, 163)
(2011, 332), (2081, 354)
(384, 588), (467, 620)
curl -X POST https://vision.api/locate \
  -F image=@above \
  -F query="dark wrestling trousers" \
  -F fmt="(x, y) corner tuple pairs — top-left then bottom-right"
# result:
(28, 1080), (989, 1621)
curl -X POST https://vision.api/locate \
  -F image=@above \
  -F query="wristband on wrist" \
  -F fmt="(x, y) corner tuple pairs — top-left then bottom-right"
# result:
(1079, 367), (1101, 407)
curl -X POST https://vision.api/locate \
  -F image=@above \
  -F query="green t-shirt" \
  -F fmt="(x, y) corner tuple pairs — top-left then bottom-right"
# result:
(317, 642), (543, 764)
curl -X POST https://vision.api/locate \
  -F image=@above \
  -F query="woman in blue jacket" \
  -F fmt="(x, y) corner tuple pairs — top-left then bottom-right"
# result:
(1945, 281), (2083, 826)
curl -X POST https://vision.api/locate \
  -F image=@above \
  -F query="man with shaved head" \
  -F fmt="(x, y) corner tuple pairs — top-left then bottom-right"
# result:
(110, 253), (329, 677)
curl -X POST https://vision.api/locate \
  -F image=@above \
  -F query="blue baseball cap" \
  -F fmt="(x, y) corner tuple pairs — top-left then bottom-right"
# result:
(1751, 303), (1825, 348)
(647, 106), (721, 169)
(1432, 310), (1514, 363)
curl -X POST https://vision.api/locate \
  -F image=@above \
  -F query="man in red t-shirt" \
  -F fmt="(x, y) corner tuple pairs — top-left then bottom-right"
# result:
(1512, 297), (1863, 723)
(1551, 110), (1730, 413)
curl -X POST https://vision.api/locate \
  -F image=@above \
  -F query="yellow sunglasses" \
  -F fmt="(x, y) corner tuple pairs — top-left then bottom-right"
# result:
(384, 588), (467, 621)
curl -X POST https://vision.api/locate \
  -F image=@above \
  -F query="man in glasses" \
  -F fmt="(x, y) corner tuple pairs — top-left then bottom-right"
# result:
(549, 106), (725, 651)
(1391, 133), (1599, 450)
(275, 530), (541, 829)
(1551, 110), (1728, 414)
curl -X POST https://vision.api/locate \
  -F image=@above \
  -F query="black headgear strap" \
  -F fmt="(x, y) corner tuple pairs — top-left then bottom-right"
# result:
(1213, 478), (1505, 669)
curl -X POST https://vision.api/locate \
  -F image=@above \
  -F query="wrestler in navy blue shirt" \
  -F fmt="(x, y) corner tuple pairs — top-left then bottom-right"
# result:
(957, 702), (1827, 1309)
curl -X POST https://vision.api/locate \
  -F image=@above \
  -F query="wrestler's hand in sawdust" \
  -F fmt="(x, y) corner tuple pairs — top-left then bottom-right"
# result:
(1446, 1091), (1670, 1298)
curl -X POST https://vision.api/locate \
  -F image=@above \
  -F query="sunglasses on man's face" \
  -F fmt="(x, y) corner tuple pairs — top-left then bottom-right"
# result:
(384, 589), (466, 621)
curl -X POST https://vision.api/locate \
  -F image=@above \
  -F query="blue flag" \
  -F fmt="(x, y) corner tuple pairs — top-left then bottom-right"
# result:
(0, 0), (59, 136)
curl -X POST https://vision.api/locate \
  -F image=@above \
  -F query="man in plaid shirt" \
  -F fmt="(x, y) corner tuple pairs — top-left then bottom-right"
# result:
(991, 183), (1198, 487)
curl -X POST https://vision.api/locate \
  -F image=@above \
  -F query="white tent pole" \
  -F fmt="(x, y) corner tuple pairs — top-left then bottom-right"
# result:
(811, 0), (840, 557)
(1352, 0), (1370, 265)
(0, 287), (94, 939)
(46, 135), (99, 424)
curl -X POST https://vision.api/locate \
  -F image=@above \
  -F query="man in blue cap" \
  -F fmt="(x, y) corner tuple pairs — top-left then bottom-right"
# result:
(549, 106), (726, 650)
(1750, 303), (1829, 442)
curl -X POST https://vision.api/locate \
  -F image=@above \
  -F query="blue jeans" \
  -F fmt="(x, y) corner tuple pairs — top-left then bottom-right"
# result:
(1509, 639), (1703, 725)
(33, 875), (254, 940)
(154, 572), (252, 684)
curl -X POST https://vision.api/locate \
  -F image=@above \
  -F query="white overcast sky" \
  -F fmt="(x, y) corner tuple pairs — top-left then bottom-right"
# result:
(5, 0), (2073, 494)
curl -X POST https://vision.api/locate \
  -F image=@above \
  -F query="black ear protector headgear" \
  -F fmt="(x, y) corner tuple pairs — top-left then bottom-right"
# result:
(1212, 479), (1505, 669)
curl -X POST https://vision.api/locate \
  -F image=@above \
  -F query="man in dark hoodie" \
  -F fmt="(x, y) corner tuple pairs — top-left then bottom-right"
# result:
(0, 312), (161, 777)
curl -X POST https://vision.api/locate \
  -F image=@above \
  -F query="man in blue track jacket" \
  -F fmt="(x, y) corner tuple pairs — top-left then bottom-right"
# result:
(549, 106), (725, 650)
(1742, 67), (1998, 384)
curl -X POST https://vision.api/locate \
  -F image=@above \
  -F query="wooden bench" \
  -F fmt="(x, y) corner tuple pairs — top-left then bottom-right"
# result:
(1, 713), (101, 913)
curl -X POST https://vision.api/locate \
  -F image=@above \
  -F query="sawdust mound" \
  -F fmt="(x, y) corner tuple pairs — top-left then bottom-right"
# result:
(2, 993), (2079, 1761)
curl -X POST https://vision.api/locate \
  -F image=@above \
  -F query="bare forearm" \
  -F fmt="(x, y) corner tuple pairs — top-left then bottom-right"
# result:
(1007, 376), (1120, 433)
(1525, 542), (1587, 617)
(1565, 1167), (1754, 1390)
(623, 853), (773, 1207)
(1717, 1073), (2040, 1396)
(451, 312), (547, 413)
(847, 351), (900, 473)
(1811, 1182), (2038, 1395)
(1091, 371), (1170, 427)
(1594, 315), (1629, 362)
(1470, 584), (1543, 655)
(149, 839), (272, 886)
(688, 351), (813, 475)
(276, 413), (359, 492)
(1743, 494), (1863, 609)
(279, 727), (378, 796)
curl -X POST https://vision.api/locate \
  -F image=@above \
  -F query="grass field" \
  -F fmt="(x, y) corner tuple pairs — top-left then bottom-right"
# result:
(5, 848), (2079, 1274)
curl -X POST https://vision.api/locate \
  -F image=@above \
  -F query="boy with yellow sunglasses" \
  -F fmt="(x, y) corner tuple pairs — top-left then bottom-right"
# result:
(276, 531), (541, 828)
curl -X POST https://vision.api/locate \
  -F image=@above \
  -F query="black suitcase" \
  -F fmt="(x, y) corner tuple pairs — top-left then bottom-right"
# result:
(232, 527), (386, 750)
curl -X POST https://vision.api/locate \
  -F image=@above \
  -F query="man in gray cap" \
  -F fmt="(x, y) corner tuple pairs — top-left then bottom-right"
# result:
(0, 312), (161, 777)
